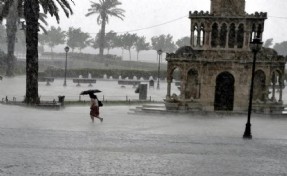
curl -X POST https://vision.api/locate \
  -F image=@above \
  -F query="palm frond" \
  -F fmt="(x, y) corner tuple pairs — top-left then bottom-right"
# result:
(39, 12), (48, 26)
(39, 0), (74, 23)
(55, 0), (73, 16)
(39, 23), (47, 34)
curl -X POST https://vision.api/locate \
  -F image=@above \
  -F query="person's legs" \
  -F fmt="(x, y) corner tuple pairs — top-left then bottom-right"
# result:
(95, 116), (103, 122)
(90, 115), (94, 122)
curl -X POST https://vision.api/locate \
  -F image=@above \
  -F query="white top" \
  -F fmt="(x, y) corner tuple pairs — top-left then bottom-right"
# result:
(91, 98), (99, 107)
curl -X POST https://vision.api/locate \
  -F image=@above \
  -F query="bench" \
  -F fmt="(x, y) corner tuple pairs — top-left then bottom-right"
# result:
(118, 80), (141, 88)
(73, 78), (97, 87)
(38, 77), (54, 86)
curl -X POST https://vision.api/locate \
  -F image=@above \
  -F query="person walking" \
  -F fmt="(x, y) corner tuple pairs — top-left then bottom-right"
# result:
(89, 93), (103, 123)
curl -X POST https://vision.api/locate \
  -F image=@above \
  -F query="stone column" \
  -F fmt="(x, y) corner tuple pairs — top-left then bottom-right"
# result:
(271, 73), (276, 101)
(197, 82), (201, 99)
(197, 28), (201, 46)
(225, 29), (230, 49)
(204, 30), (210, 49)
(245, 31), (252, 49)
(279, 76), (283, 102)
(166, 79), (172, 100)
(181, 80), (187, 100)
(243, 30), (247, 49)
(217, 27), (221, 48)
(208, 31), (212, 48)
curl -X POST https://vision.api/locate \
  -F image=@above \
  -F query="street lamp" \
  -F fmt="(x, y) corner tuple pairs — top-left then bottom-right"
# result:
(63, 46), (70, 86)
(243, 38), (263, 139)
(157, 49), (163, 89)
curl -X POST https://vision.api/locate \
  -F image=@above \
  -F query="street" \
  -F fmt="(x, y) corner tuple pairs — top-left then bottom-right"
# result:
(0, 104), (287, 175)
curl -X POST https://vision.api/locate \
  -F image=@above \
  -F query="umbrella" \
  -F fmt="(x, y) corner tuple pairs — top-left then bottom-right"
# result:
(80, 89), (102, 95)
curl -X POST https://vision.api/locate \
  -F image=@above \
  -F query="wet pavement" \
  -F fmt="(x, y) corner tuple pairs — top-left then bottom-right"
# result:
(0, 104), (287, 175)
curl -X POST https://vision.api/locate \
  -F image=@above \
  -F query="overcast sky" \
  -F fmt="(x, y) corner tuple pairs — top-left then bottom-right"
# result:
(46, 0), (287, 45)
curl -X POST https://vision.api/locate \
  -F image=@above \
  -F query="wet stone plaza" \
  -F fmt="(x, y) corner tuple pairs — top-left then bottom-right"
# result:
(0, 76), (287, 175)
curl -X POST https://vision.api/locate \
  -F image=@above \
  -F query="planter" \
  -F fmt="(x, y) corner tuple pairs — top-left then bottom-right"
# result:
(165, 101), (179, 110)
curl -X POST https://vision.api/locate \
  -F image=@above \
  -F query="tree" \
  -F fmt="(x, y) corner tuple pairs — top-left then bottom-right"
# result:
(91, 32), (100, 52)
(121, 32), (137, 61)
(104, 30), (117, 54)
(66, 27), (80, 52)
(273, 41), (287, 56)
(66, 27), (91, 52)
(38, 32), (47, 53)
(44, 26), (66, 56)
(0, 24), (6, 51)
(176, 36), (190, 48)
(113, 34), (125, 58)
(263, 38), (273, 48)
(0, 1), (47, 76)
(135, 36), (150, 61)
(86, 0), (125, 57)
(1, 0), (20, 77)
(0, 1), (49, 77)
(77, 32), (91, 52)
(22, 0), (74, 104)
(151, 34), (177, 53)
(92, 30), (117, 54)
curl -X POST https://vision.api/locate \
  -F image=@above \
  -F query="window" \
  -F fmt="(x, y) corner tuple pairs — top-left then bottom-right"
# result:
(237, 24), (244, 48)
(211, 23), (219, 48)
(228, 23), (236, 48)
(199, 25), (205, 47)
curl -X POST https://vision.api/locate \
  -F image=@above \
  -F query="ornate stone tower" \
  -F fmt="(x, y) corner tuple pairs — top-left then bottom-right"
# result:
(190, 0), (265, 51)
(165, 0), (286, 113)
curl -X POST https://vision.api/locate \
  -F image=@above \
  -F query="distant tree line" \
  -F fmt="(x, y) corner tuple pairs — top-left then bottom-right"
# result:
(36, 25), (191, 61)
(263, 38), (287, 56)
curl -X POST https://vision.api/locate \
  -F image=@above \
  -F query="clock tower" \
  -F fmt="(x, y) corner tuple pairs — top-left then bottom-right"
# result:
(211, 0), (245, 16)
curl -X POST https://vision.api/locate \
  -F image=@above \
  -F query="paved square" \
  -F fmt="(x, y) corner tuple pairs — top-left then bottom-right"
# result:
(0, 104), (287, 175)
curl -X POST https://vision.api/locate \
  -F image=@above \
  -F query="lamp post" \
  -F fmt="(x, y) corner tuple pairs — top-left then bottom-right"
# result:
(157, 49), (163, 89)
(63, 46), (70, 86)
(243, 38), (263, 139)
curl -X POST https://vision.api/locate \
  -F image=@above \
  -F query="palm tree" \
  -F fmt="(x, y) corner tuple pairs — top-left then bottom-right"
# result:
(0, 0), (49, 77)
(86, 0), (125, 57)
(0, 0), (21, 77)
(22, 0), (74, 104)
(1, 1), (73, 104)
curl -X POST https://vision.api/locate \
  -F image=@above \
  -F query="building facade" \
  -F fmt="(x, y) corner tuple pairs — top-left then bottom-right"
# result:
(165, 0), (286, 113)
